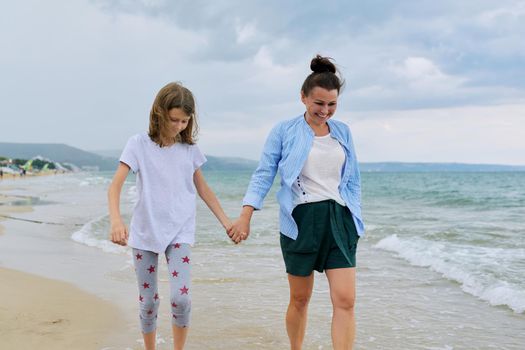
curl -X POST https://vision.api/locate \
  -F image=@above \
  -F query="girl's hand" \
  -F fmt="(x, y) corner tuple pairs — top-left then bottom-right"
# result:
(110, 220), (128, 246)
(223, 221), (239, 244)
(229, 217), (250, 243)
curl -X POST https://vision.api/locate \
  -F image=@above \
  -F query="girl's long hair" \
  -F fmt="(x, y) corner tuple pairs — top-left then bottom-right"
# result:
(148, 82), (199, 146)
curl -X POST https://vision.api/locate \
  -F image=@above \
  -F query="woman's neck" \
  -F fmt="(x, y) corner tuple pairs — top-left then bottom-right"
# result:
(304, 113), (330, 136)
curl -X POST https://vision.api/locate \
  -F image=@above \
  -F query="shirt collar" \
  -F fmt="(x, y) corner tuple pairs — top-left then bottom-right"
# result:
(299, 113), (339, 139)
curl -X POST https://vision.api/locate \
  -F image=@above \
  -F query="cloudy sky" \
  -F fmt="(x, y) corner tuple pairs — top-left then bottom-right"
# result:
(1, 0), (524, 164)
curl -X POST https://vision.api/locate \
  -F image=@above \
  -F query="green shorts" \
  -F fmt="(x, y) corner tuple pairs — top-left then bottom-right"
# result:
(280, 199), (360, 276)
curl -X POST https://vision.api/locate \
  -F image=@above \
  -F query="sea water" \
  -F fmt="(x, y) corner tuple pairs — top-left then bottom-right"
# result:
(2, 171), (524, 349)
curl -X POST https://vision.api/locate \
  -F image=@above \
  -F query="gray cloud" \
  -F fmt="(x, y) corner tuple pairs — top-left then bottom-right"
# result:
(1, 0), (524, 163)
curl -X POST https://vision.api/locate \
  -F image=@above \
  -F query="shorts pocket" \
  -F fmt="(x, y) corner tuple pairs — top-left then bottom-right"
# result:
(343, 208), (360, 246)
(280, 232), (317, 253)
(281, 205), (318, 253)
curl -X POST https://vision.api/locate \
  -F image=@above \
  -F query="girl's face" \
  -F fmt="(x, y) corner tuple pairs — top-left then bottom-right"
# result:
(167, 108), (191, 137)
(301, 87), (338, 127)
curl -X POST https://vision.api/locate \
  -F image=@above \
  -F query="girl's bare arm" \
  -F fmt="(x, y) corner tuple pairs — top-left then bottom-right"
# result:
(193, 169), (236, 242)
(107, 162), (130, 246)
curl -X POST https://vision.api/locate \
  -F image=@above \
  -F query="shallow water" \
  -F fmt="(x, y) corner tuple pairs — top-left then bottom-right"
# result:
(1, 171), (524, 349)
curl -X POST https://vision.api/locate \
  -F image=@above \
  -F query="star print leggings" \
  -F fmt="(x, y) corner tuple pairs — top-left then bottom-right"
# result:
(132, 243), (191, 333)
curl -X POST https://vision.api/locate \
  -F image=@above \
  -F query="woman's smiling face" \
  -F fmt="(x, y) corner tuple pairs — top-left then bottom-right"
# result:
(301, 87), (338, 127)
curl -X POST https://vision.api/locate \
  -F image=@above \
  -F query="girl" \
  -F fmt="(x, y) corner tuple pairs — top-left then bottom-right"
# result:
(230, 55), (364, 350)
(108, 82), (237, 350)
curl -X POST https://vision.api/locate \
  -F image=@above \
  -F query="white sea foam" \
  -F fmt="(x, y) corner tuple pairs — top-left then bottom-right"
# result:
(374, 234), (525, 313)
(71, 215), (128, 254)
(78, 175), (112, 187)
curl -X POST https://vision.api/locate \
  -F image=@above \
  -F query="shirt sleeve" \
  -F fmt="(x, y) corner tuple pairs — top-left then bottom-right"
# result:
(191, 144), (207, 171)
(242, 123), (282, 210)
(343, 124), (364, 232)
(119, 135), (139, 173)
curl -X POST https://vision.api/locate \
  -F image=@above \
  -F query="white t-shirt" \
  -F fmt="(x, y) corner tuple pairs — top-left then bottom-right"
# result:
(292, 134), (346, 207)
(120, 132), (207, 253)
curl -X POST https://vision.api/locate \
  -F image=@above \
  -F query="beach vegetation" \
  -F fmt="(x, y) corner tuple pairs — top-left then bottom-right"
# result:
(3, 157), (57, 171)
(11, 158), (27, 166)
(32, 159), (56, 170)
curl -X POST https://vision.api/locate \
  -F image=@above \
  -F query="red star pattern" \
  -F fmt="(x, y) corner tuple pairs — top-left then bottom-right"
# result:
(182, 256), (190, 264)
(147, 265), (156, 273)
(136, 253), (143, 260)
(180, 285), (189, 295)
(142, 282), (150, 289)
(171, 302), (178, 308)
(172, 270), (179, 278)
(139, 295), (144, 302)
(173, 243), (181, 249)
(154, 293), (159, 301)
(147, 309), (153, 315)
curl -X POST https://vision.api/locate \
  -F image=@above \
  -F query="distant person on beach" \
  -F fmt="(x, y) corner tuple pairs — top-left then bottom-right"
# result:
(230, 55), (364, 350)
(108, 82), (238, 350)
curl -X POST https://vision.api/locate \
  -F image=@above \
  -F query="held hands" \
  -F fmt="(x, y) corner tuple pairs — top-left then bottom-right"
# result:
(226, 217), (250, 244)
(110, 218), (244, 246)
(110, 219), (129, 246)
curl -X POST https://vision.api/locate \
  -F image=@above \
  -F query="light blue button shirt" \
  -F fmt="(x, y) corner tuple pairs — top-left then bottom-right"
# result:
(243, 114), (364, 240)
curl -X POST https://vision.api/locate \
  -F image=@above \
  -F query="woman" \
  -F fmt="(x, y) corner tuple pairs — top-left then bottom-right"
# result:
(230, 55), (365, 350)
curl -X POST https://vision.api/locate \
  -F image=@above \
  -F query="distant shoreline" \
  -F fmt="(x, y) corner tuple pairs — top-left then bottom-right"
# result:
(359, 162), (525, 172)
(2, 142), (525, 172)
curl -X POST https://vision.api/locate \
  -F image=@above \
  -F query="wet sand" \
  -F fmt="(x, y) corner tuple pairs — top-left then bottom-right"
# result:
(0, 179), (134, 350)
(0, 267), (125, 350)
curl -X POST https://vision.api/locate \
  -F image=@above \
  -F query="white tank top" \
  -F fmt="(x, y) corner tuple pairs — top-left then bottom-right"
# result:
(292, 134), (346, 207)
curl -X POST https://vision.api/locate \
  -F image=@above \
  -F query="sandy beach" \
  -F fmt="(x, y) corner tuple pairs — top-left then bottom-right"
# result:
(0, 267), (123, 350)
(0, 176), (135, 350)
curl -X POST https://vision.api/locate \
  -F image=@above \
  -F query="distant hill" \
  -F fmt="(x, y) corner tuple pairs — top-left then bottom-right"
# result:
(0, 142), (117, 170)
(360, 162), (525, 172)
(1, 143), (258, 172)
(89, 149), (258, 172)
(89, 149), (258, 171)
(90, 149), (122, 158)
(202, 155), (258, 171)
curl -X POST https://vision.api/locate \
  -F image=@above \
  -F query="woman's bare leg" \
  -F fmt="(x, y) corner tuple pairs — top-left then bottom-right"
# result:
(286, 273), (314, 350)
(325, 268), (356, 350)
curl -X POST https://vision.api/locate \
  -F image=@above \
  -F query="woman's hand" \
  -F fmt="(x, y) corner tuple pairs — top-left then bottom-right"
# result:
(110, 219), (128, 246)
(228, 217), (251, 244)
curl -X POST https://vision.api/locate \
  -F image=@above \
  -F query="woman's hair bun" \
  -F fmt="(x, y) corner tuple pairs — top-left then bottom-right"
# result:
(301, 54), (344, 95)
(310, 55), (336, 74)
